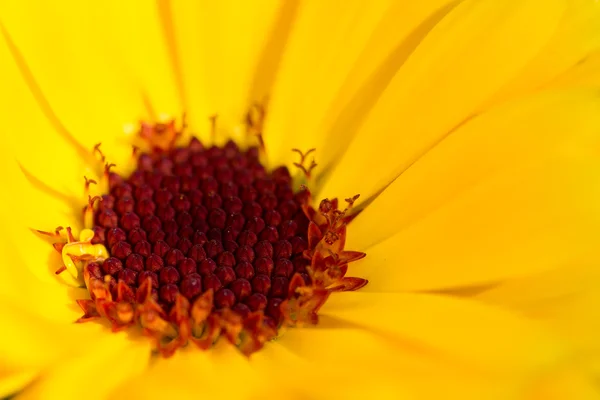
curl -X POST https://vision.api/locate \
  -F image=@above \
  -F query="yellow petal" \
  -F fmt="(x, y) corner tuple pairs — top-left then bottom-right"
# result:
(553, 51), (600, 88)
(318, 0), (565, 204)
(348, 87), (600, 249)
(0, 1), (150, 170)
(0, 369), (38, 399)
(483, 0), (600, 106)
(264, 0), (460, 175)
(348, 153), (600, 292)
(0, 26), (92, 194)
(320, 292), (571, 375)
(475, 262), (600, 357)
(110, 341), (269, 399)
(165, 0), (283, 142)
(263, 0), (393, 167)
(16, 331), (150, 400)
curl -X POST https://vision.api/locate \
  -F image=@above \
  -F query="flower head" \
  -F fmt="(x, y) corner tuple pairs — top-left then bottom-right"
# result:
(1, 0), (600, 398)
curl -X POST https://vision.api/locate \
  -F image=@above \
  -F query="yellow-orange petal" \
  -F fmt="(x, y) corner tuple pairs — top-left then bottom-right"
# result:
(318, 0), (565, 204)
(482, 0), (600, 107)
(349, 153), (600, 293)
(475, 262), (600, 358)
(347, 87), (600, 250)
(164, 0), (283, 144)
(0, 1), (149, 170)
(15, 331), (150, 400)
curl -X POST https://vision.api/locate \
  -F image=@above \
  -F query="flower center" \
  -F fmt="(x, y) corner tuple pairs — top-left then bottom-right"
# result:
(46, 118), (368, 357)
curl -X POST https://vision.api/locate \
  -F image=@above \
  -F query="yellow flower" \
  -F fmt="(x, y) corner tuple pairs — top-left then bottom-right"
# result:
(1, 0), (600, 399)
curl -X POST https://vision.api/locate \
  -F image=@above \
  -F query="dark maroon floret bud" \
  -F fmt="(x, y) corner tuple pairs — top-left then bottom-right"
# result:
(153, 240), (170, 257)
(230, 278), (252, 301)
(138, 271), (158, 288)
(159, 266), (181, 285)
(214, 288), (236, 309)
(277, 200), (298, 220)
(134, 184), (154, 201)
(254, 257), (274, 276)
(292, 255), (309, 273)
(204, 193), (222, 210)
(125, 253), (144, 272)
(192, 230), (208, 246)
(86, 262), (103, 280)
(234, 261), (255, 280)
(147, 230), (166, 244)
(289, 237), (308, 255)
(279, 220), (298, 240)
(162, 175), (180, 192)
(178, 225), (194, 239)
(136, 198), (156, 218)
(223, 240), (238, 253)
(177, 238), (193, 255)
(203, 274), (222, 293)
(201, 177), (219, 194)
(263, 210), (282, 227)
(106, 228), (127, 248)
(215, 266), (236, 286)
(239, 185), (257, 202)
(111, 183), (132, 197)
(245, 216), (265, 234)
(274, 259), (294, 278)
(220, 182), (238, 198)
(180, 274), (203, 299)
(165, 249), (185, 266)
(245, 293), (267, 312)
(204, 240), (223, 258)
(115, 196), (135, 215)
(118, 268), (138, 286)
(142, 215), (162, 233)
(133, 240), (152, 257)
(175, 211), (192, 227)
(254, 241), (273, 259)
(97, 209), (118, 228)
(120, 212), (141, 231)
(99, 194), (115, 210)
(188, 244), (207, 262)
(258, 193), (278, 211)
(237, 230), (257, 247)
(198, 258), (217, 276)
(242, 201), (262, 219)
(162, 220), (178, 234)
(137, 153), (153, 171)
(188, 189), (203, 206)
(91, 226), (106, 245)
(273, 240), (293, 260)
(193, 219), (209, 233)
(165, 233), (180, 248)
(259, 226), (279, 243)
(111, 241), (132, 260)
(159, 284), (179, 304)
(172, 194), (191, 212)
(223, 196), (243, 214)
(207, 228), (222, 242)
(266, 298), (283, 322)
(128, 228), (147, 245)
(208, 208), (227, 229)
(146, 254), (164, 272)
(235, 245), (255, 263)
(156, 205), (176, 222)
(102, 257), (123, 275)
(252, 275), (271, 296)
(217, 251), (236, 268)
(270, 277), (289, 298)
(177, 258), (197, 276)
(226, 212), (245, 232)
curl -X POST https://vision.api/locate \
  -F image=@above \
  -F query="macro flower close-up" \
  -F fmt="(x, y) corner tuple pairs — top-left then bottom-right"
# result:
(1, 0), (600, 399)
